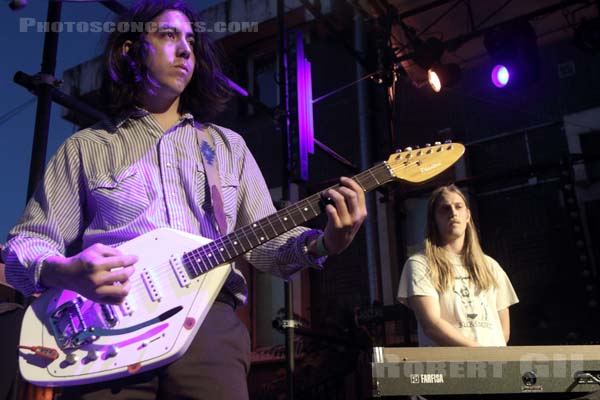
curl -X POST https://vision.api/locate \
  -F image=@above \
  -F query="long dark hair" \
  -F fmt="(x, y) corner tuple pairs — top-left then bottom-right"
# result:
(100, 0), (232, 121)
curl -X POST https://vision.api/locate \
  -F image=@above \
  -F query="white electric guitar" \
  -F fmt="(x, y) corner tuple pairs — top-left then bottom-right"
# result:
(19, 142), (465, 386)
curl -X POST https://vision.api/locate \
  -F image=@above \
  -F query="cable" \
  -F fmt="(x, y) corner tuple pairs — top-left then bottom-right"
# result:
(0, 98), (36, 127)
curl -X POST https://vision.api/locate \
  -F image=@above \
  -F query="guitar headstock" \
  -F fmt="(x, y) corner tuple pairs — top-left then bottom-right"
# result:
(386, 142), (465, 183)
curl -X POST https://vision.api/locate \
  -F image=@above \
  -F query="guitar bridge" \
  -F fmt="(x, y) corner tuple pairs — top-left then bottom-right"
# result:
(49, 298), (119, 349)
(49, 297), (89, 349)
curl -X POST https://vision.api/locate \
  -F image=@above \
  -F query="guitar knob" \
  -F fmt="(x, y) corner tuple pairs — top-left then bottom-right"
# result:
(522, 371), (537, 386)
(86, 350), (99, 361)
(106, 345), (120, 358)
(65, 353), (80, 365)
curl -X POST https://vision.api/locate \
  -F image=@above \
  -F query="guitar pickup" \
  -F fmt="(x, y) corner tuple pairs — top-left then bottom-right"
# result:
(119, 298), (134, 316)
(170, 254), (190, 287)
(141, 268), (161, 302)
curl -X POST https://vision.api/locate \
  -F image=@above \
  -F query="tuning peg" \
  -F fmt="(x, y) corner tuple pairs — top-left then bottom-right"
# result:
(425, 143), (431, 147)
(444, 139), (452, 144)
(414, 145), (420, 149)
(404, 147), (413, 151)
(434, 141), (441, 146)
(394, 148), (402, 153)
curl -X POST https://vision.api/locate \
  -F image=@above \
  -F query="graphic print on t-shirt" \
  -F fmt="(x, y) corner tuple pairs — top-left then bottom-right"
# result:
(454, 276), (493, 329)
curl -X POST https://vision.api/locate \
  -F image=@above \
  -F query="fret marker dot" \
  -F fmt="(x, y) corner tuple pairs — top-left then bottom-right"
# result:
(283, 217), (288, 221)
(260, 237), (264, 241)
(220, 248), (224, 251)
(303, 207), (308, 212)
(196, 259), (201, 263)
(234, 241), (238, 245)
(208, 254), (212, 257)
(253, 223), (257, 227)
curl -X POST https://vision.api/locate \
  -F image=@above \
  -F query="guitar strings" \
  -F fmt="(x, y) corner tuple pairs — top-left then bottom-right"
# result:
(110, 161), (401, 303)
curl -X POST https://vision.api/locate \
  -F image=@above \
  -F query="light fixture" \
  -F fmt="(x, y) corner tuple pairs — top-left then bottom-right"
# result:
(491, 65), (510, 88)
(428, 63), (461, 92)
(484, 20), (540, 89)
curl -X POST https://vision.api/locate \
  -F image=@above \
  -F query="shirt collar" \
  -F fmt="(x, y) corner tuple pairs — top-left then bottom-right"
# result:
(112, 107), (195, 130)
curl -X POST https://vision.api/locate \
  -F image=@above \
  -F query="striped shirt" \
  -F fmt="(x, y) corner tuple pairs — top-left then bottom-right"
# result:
(3, 111), (323, 304)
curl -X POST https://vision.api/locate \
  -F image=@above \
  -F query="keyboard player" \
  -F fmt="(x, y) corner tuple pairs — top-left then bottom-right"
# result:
(397, 185), (519, 347)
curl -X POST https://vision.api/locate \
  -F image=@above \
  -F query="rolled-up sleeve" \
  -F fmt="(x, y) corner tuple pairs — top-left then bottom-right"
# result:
(232, 136), (325, 279)
(2, 139), (85, 296)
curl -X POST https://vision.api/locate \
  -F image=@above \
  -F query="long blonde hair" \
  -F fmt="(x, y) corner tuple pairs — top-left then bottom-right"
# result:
(424, 185), (497, 293)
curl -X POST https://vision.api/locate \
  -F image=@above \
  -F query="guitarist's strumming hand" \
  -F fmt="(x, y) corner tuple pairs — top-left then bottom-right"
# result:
(39, 243), (138, 305)
(308, 177), (367, 256)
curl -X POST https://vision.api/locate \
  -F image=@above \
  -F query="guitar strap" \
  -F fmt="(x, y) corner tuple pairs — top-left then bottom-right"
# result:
(196, 123), (248, 306)
(195, 123), (228, 236)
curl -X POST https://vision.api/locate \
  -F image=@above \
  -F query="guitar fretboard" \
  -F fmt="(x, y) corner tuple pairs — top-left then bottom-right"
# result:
(181, 161), (392, 277)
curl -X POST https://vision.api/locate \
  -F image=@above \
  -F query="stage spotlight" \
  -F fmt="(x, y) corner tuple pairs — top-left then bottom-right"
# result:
(491, 65), (510, 88)
(484, 20), (540, 89)
(428, 63), (461, 92)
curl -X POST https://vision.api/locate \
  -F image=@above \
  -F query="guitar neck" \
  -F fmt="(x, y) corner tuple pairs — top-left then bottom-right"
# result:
(182, 162), (393, 277)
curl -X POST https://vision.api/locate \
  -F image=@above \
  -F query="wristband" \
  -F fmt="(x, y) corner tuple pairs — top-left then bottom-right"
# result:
(315, 234), (331, 257)
(33, 253), (55, 293)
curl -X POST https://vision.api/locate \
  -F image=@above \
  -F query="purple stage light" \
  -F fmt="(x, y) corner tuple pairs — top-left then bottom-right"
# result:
(491, 65), (510, 88)
(295, 30), (314, 181)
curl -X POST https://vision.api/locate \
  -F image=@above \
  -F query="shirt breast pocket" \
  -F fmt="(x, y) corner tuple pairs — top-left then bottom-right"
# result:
(89, 165), (150, 230)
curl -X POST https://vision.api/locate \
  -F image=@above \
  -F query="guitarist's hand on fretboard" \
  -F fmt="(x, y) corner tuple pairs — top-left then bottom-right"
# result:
(311, 176), (367, 256)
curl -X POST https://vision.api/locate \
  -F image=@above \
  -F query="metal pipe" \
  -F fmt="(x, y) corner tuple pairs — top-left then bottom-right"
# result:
(98, 0), (126, 15)
(276, 1), (296, 399)
(14, 71), (108, 123)
(299, 0), (369, 68)
(355, 10), (380, 304)
(26, 0), (61, 200)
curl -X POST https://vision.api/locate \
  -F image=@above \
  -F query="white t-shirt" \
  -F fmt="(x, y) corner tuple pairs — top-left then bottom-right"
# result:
(397, 253), (519, 347)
